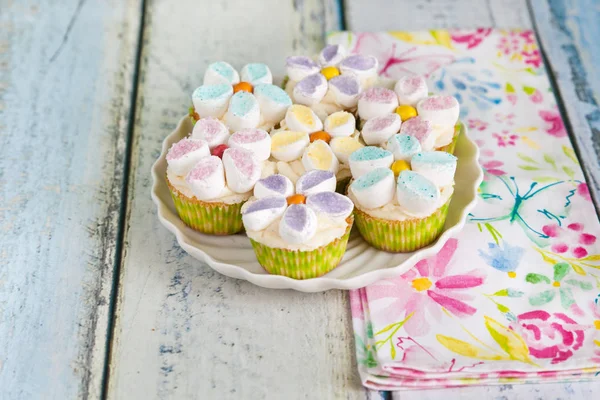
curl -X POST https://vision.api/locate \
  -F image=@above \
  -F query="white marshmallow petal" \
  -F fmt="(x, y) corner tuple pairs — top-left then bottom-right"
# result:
(295, 170), (336, 196)
(253, 174), (294, 198)
(192, 84), (233, 119)
(357, 87), (399, 121)
(330, 137), (364, 164)
(361, 113), (402, 145)
(224, 91), (261, 132)
(279, 204), (318, 244)
(240, 63), (273, 85)
(339, 55), (378, 86)
(185, 156), (226, 200)
(396, 171), (441, 215)
(318, 44), (346, 67)
(286, 56), (320, 82)
(324, 111), (356, 137)
(328, 74), (361, 108)
(293, 73), (328, 106)
(270, 131), (310, 162)
(191, 117), (230, 149)
(284, 105), (323, 133)
(349, 168), (395, 209)
(348, 146), (394, 179)
(222, 147), (261, 193)
(386, 134), (422, 161)
(253, 84), (292, 125)
(417, 95), (460, 127)
(166, 138), (211, 176)
(394, 75), (428, 106)
(203, 61), (240, 85)
(242, 196), (287, 231)
(302, 140), (340, 174)
(228, 129), (271, 161)
(410, 151), (457, 187)
(399, 116), (435, 151)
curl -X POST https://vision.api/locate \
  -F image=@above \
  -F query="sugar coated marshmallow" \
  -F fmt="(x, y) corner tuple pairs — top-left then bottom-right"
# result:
(270, 131), (310, 162)
(295, 170), (336, 196)
(227, 129), (271, 161)
(417, 95), (460, 127)
(328, 75), (361, 108)
(240, 63), (273, 85)
(191, 117), (230, 149)
(338, 55), (378, 86)
(253, 174), (294, 199)
(330, 137), (364, 164)
(306, 191), (354, 218)
(242, 196), (288, 232)
(358, 87), (399, 120)
(293, 73), (328, 106)
(399, 116), (435, 151)
(222, 147), (261, 194)
(348, 146), (394, 178)
(203, 61), (240, 86)
(350, 168), (396, 209)
(166, 138), (210, 176)
(394, 76), (428, 106)
(302, 140), (340, 174)
(286, 56), (320, 82)
(387, 134), (422, 161)
(192, 84), (233, 119)
(279, 204), (318, 244)
(396, 170), (440, 215)
(324, 111), (355, 137)
(224, 91), (261, 132)
(185, 155), (226, 201)
(318, 44), (346, 67)
(285, 105), (323, 133)
(253, 84), (292, 124)
(361, 114), (402, 145)
(410, 151), (457, 188)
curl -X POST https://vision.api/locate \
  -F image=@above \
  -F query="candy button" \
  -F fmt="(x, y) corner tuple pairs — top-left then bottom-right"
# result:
(324, 111), (355, 137)
(349, 168), (395, 209)
(203, 61), (240, 85)
(321, 66), (340, 80)
(233, 82), (253, 94)
(330, 137), (364, 164)
(270, 131), (310, 162)
(211, 144), (228, 159)
(391, 160), (411, 176)
(286, 194), (306, 205)
(395, 105), (418, 121)
(309, 131), (331, 144)
(285, 104), (323, 133)
(302, 140), (340, 174)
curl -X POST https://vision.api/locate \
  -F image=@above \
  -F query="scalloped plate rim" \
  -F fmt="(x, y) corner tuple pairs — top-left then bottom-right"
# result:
(151, 116), (483, 292)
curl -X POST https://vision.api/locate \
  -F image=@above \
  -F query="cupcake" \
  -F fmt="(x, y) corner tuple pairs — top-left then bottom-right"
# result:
(269, 104), (364, 193)
(284, 45), (378, 119)
(241, 170), (354, 279)
(166, 136), (264, 235)
(189, 61), (292, 131)
(357, 76), (461, 154)
(347, 142), (457, 252)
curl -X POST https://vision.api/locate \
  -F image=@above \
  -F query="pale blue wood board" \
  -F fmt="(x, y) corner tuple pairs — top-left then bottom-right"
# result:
(531, 0), (600, 209)
(0, 0), (141, 398)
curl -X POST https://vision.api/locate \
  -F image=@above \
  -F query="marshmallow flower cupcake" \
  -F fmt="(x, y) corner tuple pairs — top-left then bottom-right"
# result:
(270, 105), (364, 192)
(166, 137), (262, 235)
(241, 170), (354, 279)
(284, 45), (378, 118)
(190, 61), (292, 132)
(347, 140), (457, 252)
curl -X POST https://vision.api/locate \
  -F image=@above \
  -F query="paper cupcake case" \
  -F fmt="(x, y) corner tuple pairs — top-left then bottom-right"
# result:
(168, 179), (245, 235)
(353, 199), (451, 253)
(250, 216), (354, 279)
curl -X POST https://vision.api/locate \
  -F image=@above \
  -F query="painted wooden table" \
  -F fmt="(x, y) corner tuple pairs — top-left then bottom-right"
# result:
(1, 0), (599, 399)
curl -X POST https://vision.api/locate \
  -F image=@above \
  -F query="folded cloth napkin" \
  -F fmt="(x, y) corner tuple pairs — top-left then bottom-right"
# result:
(326, 30), (600, 390)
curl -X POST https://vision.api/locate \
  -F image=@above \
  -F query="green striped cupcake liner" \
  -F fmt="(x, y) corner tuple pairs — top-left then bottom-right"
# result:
(250, 216), (354, 279)
(354, 200), (451, 253)
(437, 123), (461, 154)
(168, 179), (244, 235)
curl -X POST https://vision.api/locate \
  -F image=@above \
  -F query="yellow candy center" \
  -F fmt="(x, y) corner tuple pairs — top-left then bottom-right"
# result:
(290, 105), (316, 127)
(321, 66), (340, 80)
(552, 281), (561, 287)
(411, 277), (432, 292)
(594, 320), (600, 330)
(395, 105), (418, 121)
(508, 271), (517, 278)
(391, 160), (411, 176)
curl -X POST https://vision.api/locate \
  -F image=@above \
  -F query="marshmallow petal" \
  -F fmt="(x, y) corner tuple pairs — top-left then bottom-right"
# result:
(240, 63), (273, 85)
(203, 61), (240, 85)
(394, 75), (428, 106)
(253, 84), (292, 125)
(417, 95), (460, 127)
(302, 140), (339, 174)
(350, 168), (395, 209)
(279, 204), (317, 244)
(222, 147), (261, 193)
(242, 196), (287, 231)
(396, 171), (440, 215)
(324, 111), (356, 137)
(254, 174), (294, 198)
(387, 134), (422, 161)
(339, 55), (378, 86)
(330, 137), (364, 164)
(296, 170), (336, 196)
(270, 131), (310, 162)
(410, 151), (457, 187)
(399, 116), (435, 151)
(191, 117), (230, 149)
(293, 73), (328, 106)
(318, 44), (346, 67)
(224, 91), (260, 132)
(306, 191), (354, 219)
(286, 56), (320, 82)
(328, 75), (361, 108)
(348, 146), (394, 179)
(358, 87), (399, 120)
(185, 156), (226, 200)
(361, 113), (402, 145)
(228, 129), (271, 161)
(192, 84), (233, 119)
(166, 138), (210, 175)
(284, 105), (323, 133)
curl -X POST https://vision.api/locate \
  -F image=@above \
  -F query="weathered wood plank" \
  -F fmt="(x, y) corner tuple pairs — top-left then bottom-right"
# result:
(107, 1), (371, 399)
(530, 0), (600, 208)
(0, 0), (141, 399)
(344, 0), (532, 32)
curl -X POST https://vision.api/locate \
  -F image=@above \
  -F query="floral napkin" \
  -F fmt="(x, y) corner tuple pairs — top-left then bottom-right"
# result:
(326, 30), (600, 390)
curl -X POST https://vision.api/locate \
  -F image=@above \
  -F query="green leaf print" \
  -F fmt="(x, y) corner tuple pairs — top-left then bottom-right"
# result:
(543, 154), (557, 170)
(553, 262), (570, 282)
(559, 286), (575, 309)
(526, 273), (551, 284)
(529, 290), (556, 306)
(563, 166), (575, 179)
(517, 153), (537, 164)
(563, 279), (593, 290)
(518, 165), (540, 171)
(562, 145), (579, 165)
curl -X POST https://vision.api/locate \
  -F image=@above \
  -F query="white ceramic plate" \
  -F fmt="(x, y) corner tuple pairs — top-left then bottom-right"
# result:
(151, 116), (483, 292)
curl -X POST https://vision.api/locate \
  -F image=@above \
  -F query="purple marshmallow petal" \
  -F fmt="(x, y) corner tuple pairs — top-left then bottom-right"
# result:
(306, 192), (354, 218)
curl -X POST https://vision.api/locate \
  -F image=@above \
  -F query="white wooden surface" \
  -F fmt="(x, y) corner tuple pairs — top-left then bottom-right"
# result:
(106, 0), (368, 399)
(0, 0), (141, 399)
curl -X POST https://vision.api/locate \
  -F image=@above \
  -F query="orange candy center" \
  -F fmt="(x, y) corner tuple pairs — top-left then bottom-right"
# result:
(286, 194), (306, 205)
(233, 81), (253, 94)
(309, 130), (331, 144)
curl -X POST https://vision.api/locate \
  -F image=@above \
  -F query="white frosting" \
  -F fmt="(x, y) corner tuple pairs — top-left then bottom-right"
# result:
(185, 155), (227, 201)
(324, 111), (355, 137)
(394, 76), (428, 106)
(349, 185), (454, 221)
(191, 117), (230, 149)
(227, 129), (271, 161)
(361, 114), (402, 145)
(349, 168), (395, 209)
(275, 159), (306, 183)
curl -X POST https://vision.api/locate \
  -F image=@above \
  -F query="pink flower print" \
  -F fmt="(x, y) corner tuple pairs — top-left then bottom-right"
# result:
(539, 110), (567, 137)
(475, 139), (505, 178)
(451, 28), (492, 49)
(497, 32), (521, 56)
(350, 289), (366, 320)
(366, 239), (485, 336)
(577, 183), (592, 202)
(511, 310), (584, 364)
(494, 113), (516, 126)
(467, 118), (488, 131)
(492, 131), (519, 147)
(496, 30), (542, 68)
(542, 222), (597, 259)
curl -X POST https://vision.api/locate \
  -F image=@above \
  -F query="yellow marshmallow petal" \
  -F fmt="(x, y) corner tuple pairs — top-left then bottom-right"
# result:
(302, 140), (339, 173)
(271, 131), (310, 162)
(330, 137), (364, 164)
